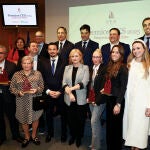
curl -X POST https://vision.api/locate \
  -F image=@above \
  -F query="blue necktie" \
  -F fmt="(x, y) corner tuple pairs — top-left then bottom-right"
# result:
(51, 59), (55, 75)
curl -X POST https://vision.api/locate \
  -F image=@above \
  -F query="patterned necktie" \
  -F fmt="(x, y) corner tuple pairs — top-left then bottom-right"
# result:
(82, 41), (87, 51)
(51, 59), (55, 75)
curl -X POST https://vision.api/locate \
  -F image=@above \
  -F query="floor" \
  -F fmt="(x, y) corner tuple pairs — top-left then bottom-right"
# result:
(0, 116), (150, 150)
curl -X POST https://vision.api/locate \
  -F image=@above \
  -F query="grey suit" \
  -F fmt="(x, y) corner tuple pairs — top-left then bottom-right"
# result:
(62, 64), (89, 106)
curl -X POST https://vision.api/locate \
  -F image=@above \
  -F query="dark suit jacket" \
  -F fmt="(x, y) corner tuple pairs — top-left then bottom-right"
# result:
(55, 40), (74, 65)
(0, 60), (16, 102)
(39, 43), (49, 59)
(40, 57), (66, 93)
(139, 36), (144, 40)
(101, 42), (131, 65)
(106, 65), (128, 104)
(75, 40), (99, 67)
(92, 64), (106, 105)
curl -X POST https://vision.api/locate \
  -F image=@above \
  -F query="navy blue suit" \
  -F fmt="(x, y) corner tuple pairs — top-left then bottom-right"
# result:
(101, 42), (131, 65)
(139, 35), (150, 52)
(75, 40), (99, 67)
(40, 57), (67, 137)
(55, 40), (74, 65)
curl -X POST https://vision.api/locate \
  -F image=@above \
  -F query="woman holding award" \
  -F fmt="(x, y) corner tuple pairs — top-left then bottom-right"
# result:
(87, 49), (106, 150)
(10, 56), (44, 148)
(102, 45), (128, 150)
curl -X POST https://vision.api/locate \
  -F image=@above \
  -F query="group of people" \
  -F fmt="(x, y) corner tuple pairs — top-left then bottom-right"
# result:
(0, 17), (150, 150)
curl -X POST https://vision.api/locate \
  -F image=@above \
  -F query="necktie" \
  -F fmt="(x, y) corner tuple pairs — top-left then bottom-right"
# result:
(38, 44), (42, 54)
(82, 41), (87, 51)
(59, 42), (63, 54)
(146, 37), (150, 50)
(51, 59), (55, 75)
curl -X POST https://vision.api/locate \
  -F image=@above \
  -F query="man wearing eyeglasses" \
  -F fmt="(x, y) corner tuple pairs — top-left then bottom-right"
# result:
(35, 31), (49, 58)
(0, 45), (23, 145)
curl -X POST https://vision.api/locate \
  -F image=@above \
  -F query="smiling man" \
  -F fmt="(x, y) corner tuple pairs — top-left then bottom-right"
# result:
(101, 28), (130, 65)
(75, 24), (99, 67)
(139, 17), (150, 52)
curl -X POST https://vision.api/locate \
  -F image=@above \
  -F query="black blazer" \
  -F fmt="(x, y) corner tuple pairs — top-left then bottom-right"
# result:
(101, 42), (131, 65)
(40, 56), (66, 93)
(0, 60), (16, 102)
(92, 64), (106, 105)
(39, 43), (49, 59)
(107, 65), (128, 104)
(55, 40), (74, 65)
(75, 40), (99, 66)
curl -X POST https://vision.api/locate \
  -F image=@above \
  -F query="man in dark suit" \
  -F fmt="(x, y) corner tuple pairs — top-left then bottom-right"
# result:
(40, 42), (67, 143)
(35, 31), (49, 58)
(101, 28), (131, 65)
(0, 45), (22, 145)
(55, 26), (74, 65)
(75, 24), (99, 67)
(139, 17), (150, 52)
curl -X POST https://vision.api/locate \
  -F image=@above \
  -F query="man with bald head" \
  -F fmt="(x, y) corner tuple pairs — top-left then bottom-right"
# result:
(35, 31), (49, 58)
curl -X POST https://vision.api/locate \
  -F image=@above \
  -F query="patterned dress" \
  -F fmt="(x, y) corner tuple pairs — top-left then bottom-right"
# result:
(10, 70), (44, 124)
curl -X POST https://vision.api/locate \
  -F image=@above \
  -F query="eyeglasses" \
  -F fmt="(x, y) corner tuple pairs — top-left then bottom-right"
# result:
(92, 56), (102, 59)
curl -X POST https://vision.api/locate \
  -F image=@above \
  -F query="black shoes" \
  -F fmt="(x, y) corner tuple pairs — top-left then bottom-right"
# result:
(22, 137), (40, 148)
(68, 137), (75, 145)
(0, 139), (5, 146)
(45, 135), (52, 143)
(31, 137), (40, 145)
(61, 135), (67, 143)
(22, 139), (30, 148)
(76, 138), (81, 147)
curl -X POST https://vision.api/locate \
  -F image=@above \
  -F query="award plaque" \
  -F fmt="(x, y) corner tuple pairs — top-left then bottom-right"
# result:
(103, 79), (111, 96)
(88, 88), (95, 103)
(0, 69), (9, 85)
(22, 77), (32, 93)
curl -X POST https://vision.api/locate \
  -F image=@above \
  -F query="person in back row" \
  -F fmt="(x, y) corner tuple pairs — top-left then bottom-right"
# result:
(75, 24), (99, 67)
(101, 28), (130, 65)
(55, 26), (74, 65)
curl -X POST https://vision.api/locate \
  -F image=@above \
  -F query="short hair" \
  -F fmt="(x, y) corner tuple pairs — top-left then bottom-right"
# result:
(57, 26), (67, 34)
(48, 42), (58, 50)
(80, 24), (91, 33)
(21, 56), (33, 64)
(69, 49), (84, 64)
(35, 31), (44, 37)
(109, 28), (120, 35)
(28, 41), (37, 47)
(142, 17), (150, 26)
(0, 45), (8, 53)
(93, 49), (102, 56)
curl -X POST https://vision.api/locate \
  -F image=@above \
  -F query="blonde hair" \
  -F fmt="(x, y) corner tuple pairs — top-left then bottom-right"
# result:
(93, 48), (102, 56)
(21, 56), (33, 64)
(69, 49), (84, 64)
(127, 39), (150, 78)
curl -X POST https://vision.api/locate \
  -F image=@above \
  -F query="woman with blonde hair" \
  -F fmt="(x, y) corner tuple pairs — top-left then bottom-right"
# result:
(123, 39), (150, 150)
(62, 49), (89, 147)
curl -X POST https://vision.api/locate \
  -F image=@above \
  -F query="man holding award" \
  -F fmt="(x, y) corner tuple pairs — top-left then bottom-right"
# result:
(0, 45), (22, 145)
